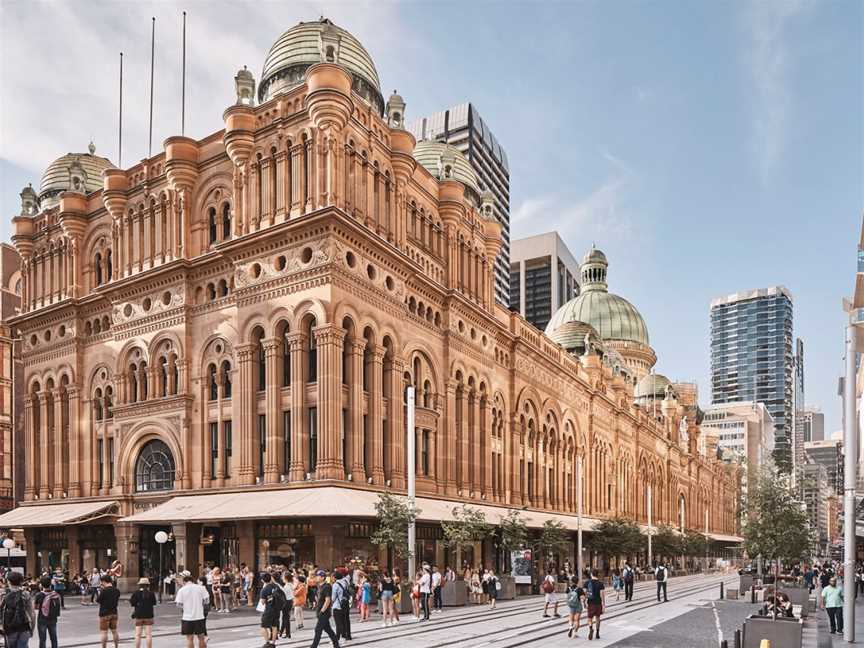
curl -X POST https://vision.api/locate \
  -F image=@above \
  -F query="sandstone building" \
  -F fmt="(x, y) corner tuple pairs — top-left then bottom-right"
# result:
(0, 18), (739, 587)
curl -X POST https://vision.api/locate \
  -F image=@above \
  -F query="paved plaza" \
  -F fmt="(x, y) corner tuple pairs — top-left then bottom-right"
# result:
(36, 573), (753, 648)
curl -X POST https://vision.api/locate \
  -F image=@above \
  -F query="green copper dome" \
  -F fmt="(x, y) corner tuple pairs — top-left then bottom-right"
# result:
(38, 143), (114, 210)
(545, 246), (649, 347)
(634, 373), (673, 400)
(413, 140), (480, 197)
(259, 18), (383, 112)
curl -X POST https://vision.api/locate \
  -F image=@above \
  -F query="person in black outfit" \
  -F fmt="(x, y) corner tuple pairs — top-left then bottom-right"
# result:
(34, 576), (61, 648)
(332, 569), (352, 641)
(129, 578), (157, 648)
(622, 562), (634, 602)
(309, 569), (340, 648)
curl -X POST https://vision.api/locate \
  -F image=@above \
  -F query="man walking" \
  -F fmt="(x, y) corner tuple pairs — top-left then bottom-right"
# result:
(419, 564), (431, 621)
(584, 570), (605, 641)
(258, 572), (283, 648)
(822, 576), (844, 635)
(34, 576), (61, 648)
(96, 574), (121, 648)
(309, 569), (340, 648)
(622, 561), (635, 602)
(1, 571), (36, 648)
(542, 570), (560, 617)
(432, 565), (443, 612)
(175, 573), (209, 648)
(332, 568), (353, 642)
(655, 562), (669, 602)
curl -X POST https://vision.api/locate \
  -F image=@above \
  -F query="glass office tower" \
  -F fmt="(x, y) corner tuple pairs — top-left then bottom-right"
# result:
(710, 286), (794, 471)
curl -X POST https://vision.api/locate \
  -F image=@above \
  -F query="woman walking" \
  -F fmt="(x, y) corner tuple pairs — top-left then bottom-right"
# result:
(130, 577), (157, 648)
(612, 569), (622, 602)
(359, 573), (372, 621)
(392, 571), (402, 624)
(379, 572), (396, 627)
(411, 572), (422, 620)
(470, 570), (482, 605)
(487, 569), (500, 610)
(292, 574), (306, 629)
(565, 575), (585, 639)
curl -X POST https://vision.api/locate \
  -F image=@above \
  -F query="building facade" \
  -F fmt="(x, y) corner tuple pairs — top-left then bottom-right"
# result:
(0, 18), (739, 588)
(701, 401), (775, 469)
(710, 286), (794, 471)
(406, 103), (511, 306)
(804, 439), (843, 496)
(509, 232), (580, 331)
(792, 337), (805, 472)
(800, 461), (832, 556)
(0, 244), (22, 514)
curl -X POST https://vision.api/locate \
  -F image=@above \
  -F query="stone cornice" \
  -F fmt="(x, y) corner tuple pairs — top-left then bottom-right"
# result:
(112, 394), (193, 420)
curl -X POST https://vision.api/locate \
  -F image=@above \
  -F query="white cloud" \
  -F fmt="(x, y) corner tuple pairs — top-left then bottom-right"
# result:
(741, 0), (810, 182)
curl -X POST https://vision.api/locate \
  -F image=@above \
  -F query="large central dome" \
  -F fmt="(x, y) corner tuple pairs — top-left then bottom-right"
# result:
(545, 246), (649, 346)
(259, 18), (383, 113)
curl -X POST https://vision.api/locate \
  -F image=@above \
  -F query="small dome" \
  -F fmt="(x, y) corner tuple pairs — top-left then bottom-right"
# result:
(582, 246), (608, 266)
(547, 320), (602, 354)
(259, 18), (382, 112)
(634, 373), (674, 400)
(38, 145), (114, 210)
(413, 140), (480, 197)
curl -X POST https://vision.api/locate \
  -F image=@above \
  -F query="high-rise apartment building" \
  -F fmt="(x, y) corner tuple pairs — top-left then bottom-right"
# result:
(804, 439), (843, 496)
(710, 286), (794, 471)
(509, 232), (580, 331)
(800, 409), (825, 443)
(406, 103), (511, 305)
(800, 461), (831, 556)
(792, 338), (806, 471)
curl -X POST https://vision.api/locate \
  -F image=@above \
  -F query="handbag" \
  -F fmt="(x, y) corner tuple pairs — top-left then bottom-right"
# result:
(256, 599), (266, 613)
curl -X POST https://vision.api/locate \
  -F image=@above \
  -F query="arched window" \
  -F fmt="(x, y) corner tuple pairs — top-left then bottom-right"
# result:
(140, 361), (148, 401)
(106, 250), (113, 282)
(220, 360), (232, 399)
(159, 357), (168, 397)
(307, 319), (317, 382)
(252, 327), (266, 391)
(105, 386), (114, 419)
(129, 365), (138, 403)
(222, 203), (231, 240)
(135, 439), (176, 492)
(208, 364), (218, 401)
(208, 208), (217, 245)
(94, 388), (103, 421)
(95, 253), (103, 286)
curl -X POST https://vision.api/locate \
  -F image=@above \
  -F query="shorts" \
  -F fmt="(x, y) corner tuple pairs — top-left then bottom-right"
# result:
(134, 618), (154, 627)
(568, 604), (583, 614)
(544, 592), (557, 603)
(99, 614), (118, 631)
(261, 613), (279, 628)
(587, 603), (602, 618)
(380, 591), (394, 600)
(181, 619), (207, 636)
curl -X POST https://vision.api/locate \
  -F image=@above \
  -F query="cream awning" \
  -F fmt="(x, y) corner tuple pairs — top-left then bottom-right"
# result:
(707, 532), (744, 544)
(121, 486), (598, 531)
(0, 500), (119, 528)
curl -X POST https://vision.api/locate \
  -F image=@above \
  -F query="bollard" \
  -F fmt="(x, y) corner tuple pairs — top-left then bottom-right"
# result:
(759, 640), (771, 648)
(734, 628), (741, 648)
(720, 581), (725, 599)
(751, 584), (756, 604)
(720, 641), (728, 648)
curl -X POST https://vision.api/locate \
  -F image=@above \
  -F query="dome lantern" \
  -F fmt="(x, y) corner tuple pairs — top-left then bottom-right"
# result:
(386, 90), (405, 129)
(581, 244), (608, 292)
(234, 66), (256, 106)
(19, 184), (38, 216)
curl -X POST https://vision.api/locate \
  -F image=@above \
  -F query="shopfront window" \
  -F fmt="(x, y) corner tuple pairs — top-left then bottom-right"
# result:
(135, 439), (176, 492)
(256, 521), (314, 571)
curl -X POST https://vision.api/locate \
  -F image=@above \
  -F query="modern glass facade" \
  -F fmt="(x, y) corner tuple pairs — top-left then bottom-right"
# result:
(710, 286), (794, 471)
(407, 103), (511, 305)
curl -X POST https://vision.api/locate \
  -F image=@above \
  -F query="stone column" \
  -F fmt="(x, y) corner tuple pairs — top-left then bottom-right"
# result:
(482, 398), (493, 498)
(115, 522), (139, 593)
(290, 145), (302, 216)
(23, 396), (34, 500)
(368, 346), (386, 485)
(314, 325), (345, 480)
(67, 526), (81, 577)
(287, 333), (307, 481)
(263, 338), (281, 483)
(348, 340), (365, 480)
(387, 359), (406, 490)
(260, 158), (272, 226)
(235, 344), (256, 485)
(444, 382), (457, 495)
(38, 392), (49, 499)
(274, 151), (287, 220)
(304, 137), (315, 213)
(52, 389), (64, 498)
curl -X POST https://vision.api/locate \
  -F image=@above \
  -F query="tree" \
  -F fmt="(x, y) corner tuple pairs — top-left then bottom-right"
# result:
(534, 519), (570, 572)
(498, 509), (529, 553)
(370, 492), (420, 559)
(442, 504), (491, 549)
(651, 524), (683, 561)
(681, 531), (708, 558)
(587, 517), (644, 571)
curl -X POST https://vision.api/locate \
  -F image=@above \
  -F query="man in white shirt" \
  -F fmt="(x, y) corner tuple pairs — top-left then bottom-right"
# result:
(431, 566), (443, 613)
(175, 575), (209, 648)
(655, 562), (669, 603)
(419, 565), (432, 621)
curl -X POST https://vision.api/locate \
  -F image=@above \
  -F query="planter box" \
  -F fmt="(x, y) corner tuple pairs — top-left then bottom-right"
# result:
(726, 588), (739, 600)
(780, 586), (810, 617)
(743, 615), (802, 648)
(497, 575), (516, 600)
(442, 579), (468, 607)
(740, 574), (754, 592)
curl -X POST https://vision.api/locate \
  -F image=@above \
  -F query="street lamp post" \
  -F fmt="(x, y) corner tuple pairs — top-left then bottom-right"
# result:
(407, 386), (416, 581)
(647, 485), (653, 567)
(576, 455), (583, 579)
(154, 531), (169, 604)
(842, 321), (860, 643)
(2, 538), (14, 573)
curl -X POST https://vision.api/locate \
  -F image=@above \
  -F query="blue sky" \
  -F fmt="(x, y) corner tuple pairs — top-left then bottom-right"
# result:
(1, 0), (861, 433)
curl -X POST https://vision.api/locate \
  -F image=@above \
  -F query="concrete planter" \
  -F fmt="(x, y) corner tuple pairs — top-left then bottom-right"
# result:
(442, 579), (468, 607)
(780, 586), (810, 617)
(743, 615), (802, 648)
(739, 574), (754, 592)
(497, 575), (516, 600)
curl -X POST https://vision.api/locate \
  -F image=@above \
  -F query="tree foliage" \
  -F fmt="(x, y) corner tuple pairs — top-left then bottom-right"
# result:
(442, 504), (491, 548)
(741, 464), (813, 564)
(651, 524), (683, 559)
(498, 509), (529, 552)
(587, 516), (644, 561)
(370, 492), (420, 558)
(535, 519), (569, 556)
(681, 531), (708, 557)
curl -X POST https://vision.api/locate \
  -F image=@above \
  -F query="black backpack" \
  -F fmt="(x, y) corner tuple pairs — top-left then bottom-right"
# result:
(2, 590), (30, 632)
(268, 585), (287, 612)
(334, 579), (353, 609)
(655, 566), (665, 582)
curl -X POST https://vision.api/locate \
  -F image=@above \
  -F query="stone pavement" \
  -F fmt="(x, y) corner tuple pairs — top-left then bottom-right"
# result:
(38, 572), (743, 648)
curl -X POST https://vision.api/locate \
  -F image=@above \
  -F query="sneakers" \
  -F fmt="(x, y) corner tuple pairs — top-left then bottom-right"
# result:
(382, 621), (389, 628)
(568, 626), (573, 638)
(543, 613), (551, 618)
(588, 626), (594, 640)
(554, 613), (561, 617)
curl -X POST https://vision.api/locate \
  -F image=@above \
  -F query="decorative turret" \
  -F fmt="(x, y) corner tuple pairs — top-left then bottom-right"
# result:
(19, 184), (38, 216)
(164, 136), (200, 258)
(234, 66), (256, 106)
(386, 90), (405, 129)
(304, 63), (353, 131)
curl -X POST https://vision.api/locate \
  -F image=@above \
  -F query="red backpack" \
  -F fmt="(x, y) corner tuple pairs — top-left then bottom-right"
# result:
(542, 578), (555, 593)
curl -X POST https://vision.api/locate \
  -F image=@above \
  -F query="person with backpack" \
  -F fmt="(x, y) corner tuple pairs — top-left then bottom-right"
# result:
(1, 571), (35, 648)
(96, 574), (121, 648)
(258, 572), (285, 648)
(622, 561), (635, 602)
(584, 570), (605, 641)
(130, 577), (157, 648)
(279, 569), (294, 639)
(332, 568), (353, 641)
(655, 562), (669, 603)
(541, 571), (560, 618)
(565, 575), (585, 639)
(34, 576), (61, 648)
(487, 569), (500, 610)
(309, 568), (340, 648)
(50, 569), (67, 609)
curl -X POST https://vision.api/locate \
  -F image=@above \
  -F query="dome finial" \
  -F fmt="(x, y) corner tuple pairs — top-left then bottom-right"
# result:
(88, 141), (96, 155)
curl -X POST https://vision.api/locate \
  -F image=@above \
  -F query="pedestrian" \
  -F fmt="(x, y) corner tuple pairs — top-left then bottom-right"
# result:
(34, 575), (61, 648)
(175, 573), (209, 648)
(294, 574), (308, 629)
(257, 572), (285, 648)
(309, 568), (340, 648)
(432, 565), (443, 612)
(612, 569), (622, 601)
(419, 564), (432, 621)
(445, 566), (455, 583)
(565, 575), (585, 639)
(280, 570), (294, 639)
(379, 570), (397, 627)
(487, 569), (500, 610)
(307, 569), (319, 611)
(542, 570), (560, 618)
(822, 576), (844, 635)
(622, 561), (635, 602)
(470, 569), (482, 605)
(50, 568), (67, 610)
(655, 561), (669, 603)
(95, 573), (121, 648)
(584, 570), (605, 641)
(0, 571), (36, 648)
(411, 571), (421, 620)
(130, 577), (157, 648)
(332, 568), (353, 641)
(89, 568), (101, 605)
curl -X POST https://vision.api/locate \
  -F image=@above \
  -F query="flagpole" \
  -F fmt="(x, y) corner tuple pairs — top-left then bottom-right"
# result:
(148, 16), (156, 158)
(118, 52), (123, 166)
(181, 11), (186, 136)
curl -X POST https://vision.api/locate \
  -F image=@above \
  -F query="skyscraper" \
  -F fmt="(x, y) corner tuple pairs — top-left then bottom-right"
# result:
(406, 103), (511, 305)
(710, 286), (794, 470)
(509, 232), (580, 331)
(792, 337), (806, 471)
